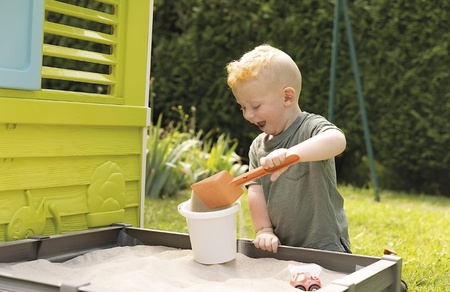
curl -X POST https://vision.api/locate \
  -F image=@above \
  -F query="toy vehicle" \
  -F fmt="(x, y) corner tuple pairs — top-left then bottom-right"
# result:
(289, 264), (322, 291)
(290, 272), (321, 290)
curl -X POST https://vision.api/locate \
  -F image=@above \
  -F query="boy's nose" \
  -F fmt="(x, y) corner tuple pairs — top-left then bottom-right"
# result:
(243, 109), (254, 121)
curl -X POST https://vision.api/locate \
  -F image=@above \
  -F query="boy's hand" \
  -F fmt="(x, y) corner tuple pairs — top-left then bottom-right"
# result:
(253, 228), (280, 253)
(260, 148), (292, 181)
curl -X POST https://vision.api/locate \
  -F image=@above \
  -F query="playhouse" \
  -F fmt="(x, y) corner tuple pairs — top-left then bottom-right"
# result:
(0, 0), (150, 241)
(0, 1), (403, 291)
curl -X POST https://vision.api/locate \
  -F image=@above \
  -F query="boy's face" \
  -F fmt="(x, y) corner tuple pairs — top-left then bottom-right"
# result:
(233, 79), (294, 137)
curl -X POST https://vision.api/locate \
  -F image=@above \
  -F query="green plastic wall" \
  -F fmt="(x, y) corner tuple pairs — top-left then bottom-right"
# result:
(0, 0), (153, 242)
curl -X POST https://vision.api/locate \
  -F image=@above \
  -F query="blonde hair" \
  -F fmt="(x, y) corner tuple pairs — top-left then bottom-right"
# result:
(226, 44), (302, 96)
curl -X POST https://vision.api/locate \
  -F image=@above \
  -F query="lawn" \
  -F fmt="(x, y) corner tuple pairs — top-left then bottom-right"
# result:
(144, 185), (449, 291)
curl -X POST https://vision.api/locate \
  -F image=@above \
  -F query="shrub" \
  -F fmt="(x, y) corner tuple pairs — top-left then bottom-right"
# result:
(151, 0), (450, 196)
(145, 107), (248, 198)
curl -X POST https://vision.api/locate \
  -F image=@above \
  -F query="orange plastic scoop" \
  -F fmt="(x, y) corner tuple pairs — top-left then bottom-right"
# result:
(190, 154), (300, 208)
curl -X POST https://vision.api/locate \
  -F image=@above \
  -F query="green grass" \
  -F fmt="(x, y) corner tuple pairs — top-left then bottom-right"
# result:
(144, 186), (450, 291)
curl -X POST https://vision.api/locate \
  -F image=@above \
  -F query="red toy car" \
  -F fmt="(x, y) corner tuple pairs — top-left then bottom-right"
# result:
(289, 264), (322, 291)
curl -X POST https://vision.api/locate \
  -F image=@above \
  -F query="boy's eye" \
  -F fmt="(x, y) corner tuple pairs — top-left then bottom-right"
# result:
(239, 104), (259, 111)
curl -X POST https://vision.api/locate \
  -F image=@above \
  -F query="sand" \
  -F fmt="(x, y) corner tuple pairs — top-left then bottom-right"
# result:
(0, 245), (347, 291)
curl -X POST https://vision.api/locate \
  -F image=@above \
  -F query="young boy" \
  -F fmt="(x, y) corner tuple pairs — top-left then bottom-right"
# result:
(226, 44), (351, 253)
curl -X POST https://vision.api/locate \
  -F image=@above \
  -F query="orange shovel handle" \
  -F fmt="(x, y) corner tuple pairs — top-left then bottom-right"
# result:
(230, 154), (300, 187)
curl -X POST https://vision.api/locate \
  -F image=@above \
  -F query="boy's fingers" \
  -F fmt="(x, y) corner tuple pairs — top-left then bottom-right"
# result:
(264, 237), (273, 251)
(270, 167), (289, 181)
(253, 237), (261, 249)
(261, 154), (284, 169)
(271, 156), (282, 166)
(261, 156), (275, 168)
(253, 237), (265, 250)
(270, 172), (280, 182)
(272, 238), (279, 253)
(264, 237), (278, 253)
(253, 234), (279, 253)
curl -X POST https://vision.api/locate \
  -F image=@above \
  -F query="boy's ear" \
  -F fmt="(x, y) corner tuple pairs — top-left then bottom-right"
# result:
(283, 87), (296, 105)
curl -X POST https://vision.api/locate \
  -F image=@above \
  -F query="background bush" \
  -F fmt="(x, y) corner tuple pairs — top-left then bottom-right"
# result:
(151, 0), (450, 196)
(145, 108), (248, 198)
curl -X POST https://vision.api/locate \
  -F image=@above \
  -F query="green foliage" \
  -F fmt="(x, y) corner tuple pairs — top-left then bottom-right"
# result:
(145, 108), (248, 199)
(151, 0), (450, 196)
(144, 186), (450, 291)
(339, 0), (450, 196)
(179, 132), (249, 186)
(145, 114), (199, 198)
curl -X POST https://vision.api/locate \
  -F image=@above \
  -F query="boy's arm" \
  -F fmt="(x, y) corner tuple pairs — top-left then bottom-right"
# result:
(290, 128), (346, 162)
(248, 184), (280, 253)
(262, 128), (346, 181)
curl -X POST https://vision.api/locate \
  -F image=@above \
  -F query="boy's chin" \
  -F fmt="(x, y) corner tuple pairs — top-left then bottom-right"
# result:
(261, 129), (275, 136)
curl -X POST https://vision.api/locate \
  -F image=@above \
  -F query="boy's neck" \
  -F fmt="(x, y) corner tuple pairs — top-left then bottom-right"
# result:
(265, 109), (302, 141)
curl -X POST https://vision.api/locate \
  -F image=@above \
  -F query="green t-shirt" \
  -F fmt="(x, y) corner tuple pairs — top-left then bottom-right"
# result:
(248, 112), (351, 253)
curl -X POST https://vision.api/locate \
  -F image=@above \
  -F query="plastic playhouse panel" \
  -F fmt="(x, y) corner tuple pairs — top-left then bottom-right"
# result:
(0, 0), (44, 90)
(0, 0), (153, 243)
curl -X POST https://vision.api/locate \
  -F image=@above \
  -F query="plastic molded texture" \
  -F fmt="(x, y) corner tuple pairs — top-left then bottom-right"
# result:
(86, 161), (126, 228)
(0, 0), (153, 243)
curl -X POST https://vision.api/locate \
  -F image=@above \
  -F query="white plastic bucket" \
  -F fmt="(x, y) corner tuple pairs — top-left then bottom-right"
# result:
(178, 199), (240, 264)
